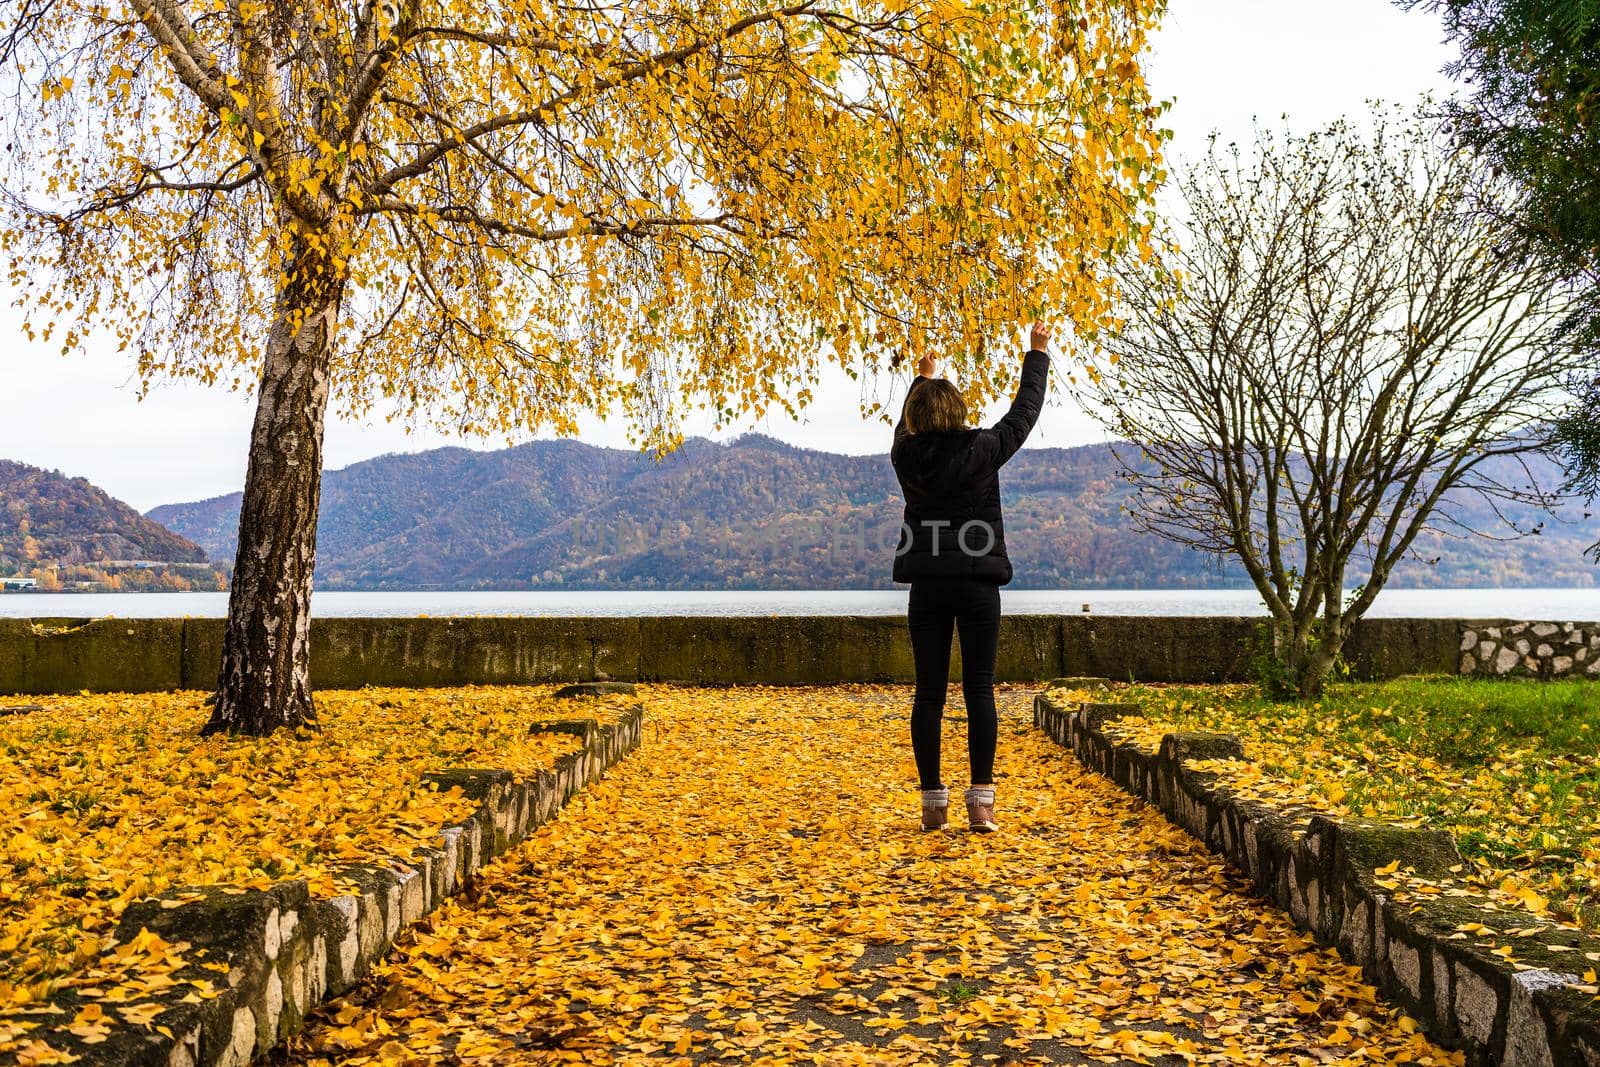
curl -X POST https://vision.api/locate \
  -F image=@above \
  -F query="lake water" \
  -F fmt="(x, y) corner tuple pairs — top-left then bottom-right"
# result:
(0, 588), (1595, 619)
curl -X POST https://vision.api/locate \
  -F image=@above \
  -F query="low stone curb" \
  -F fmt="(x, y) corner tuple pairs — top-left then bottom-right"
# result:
(7, 702), (645, 1067)
(1034, 691), (1600, 1066)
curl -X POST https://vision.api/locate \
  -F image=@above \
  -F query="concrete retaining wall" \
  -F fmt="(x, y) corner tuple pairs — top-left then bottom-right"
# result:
(1034, 692), (1600, 1066)
(7, 702), (645, 1067)
(0, 615), (1591, 695)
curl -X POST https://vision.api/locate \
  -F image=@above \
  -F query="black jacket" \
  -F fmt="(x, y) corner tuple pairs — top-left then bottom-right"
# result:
(890, 349), (1050, 584)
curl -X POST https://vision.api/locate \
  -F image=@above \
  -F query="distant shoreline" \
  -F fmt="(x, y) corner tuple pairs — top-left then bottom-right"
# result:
(2, 587), (1595, 621)
(2, 584), (1594, 594)
(0, 588), (210, 594)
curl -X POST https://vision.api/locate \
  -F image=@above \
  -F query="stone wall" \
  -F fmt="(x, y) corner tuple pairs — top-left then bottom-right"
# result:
(2, 614), (1548, 694)
(6, 702), (645, 1067)
(1034, 692), (1600, 1066)
(1460, 621), (1600, 679)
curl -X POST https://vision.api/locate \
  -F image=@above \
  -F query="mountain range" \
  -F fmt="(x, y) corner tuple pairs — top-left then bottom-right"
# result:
(146, 435), (1599, 591)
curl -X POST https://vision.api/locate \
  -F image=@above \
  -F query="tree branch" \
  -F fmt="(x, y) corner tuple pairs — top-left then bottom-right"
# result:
(366, 1), (819, 200)
(125, 0), (231, 113)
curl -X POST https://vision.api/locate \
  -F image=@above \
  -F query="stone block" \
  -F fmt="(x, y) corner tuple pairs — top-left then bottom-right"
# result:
(1434, 951), (1454, 1038)
(263, 907), (283, 961)
(1304, 876), (1324, 938)
(423, 767), (513, 804)
(1045, 676), (1112, 690)
(528, 715), (597, 745)
(553, 680), (637, 698)
(304, 932), (327, 1005)
(1318, 816), (1463, 885)
(1504, 970), (1571, 1067)
(1340, 894), (1372, 967)
(1159, 731), (1245, 765)
(397, 864), (425, 925)
(169, 1029), (201, 1067)
(355, 888), (389, 960)
(327, 895), (360, 989)
(383, 882), (402, 941)
(257, 968), (283, 1047)
(439, 827), (463, 891)
(1453, 961), (1502, 1049)
(1286, 856), (1307, 927)
(218, 1007), (255, 1067)
(1078, 701), (1143, 733)
(1390, 936), (1423, 1003)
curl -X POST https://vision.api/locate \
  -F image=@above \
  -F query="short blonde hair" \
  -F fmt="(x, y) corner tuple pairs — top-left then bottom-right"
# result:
(905, 378), (967, 434)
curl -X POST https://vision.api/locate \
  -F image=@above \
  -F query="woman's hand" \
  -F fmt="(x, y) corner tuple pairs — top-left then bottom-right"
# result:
(917, 353), (937, 378)
(1029, 322), (1053, 353)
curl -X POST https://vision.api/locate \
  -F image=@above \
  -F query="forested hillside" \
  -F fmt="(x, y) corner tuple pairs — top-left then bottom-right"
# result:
(150, 436), (1597, 591)
(0, 460), (223, 590)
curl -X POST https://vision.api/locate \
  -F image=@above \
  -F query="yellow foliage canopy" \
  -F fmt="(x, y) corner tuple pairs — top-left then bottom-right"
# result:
(1, 0), (1167, 445)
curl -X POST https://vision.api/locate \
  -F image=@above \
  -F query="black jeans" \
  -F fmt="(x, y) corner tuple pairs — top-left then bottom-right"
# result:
(907, 577), (1001, 791)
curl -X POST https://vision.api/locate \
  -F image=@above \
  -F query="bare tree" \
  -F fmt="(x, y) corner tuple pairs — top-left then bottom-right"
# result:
(1077, 108), (1584, 696)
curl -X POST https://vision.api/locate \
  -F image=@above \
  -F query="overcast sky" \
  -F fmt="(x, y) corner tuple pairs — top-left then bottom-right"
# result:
(0, 0), (1461, 512)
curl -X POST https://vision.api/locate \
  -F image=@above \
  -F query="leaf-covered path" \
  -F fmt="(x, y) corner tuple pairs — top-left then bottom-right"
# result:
(282, 686), (1460, 1066)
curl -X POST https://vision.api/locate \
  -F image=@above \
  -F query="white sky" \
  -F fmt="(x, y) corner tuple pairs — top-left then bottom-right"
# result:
(0, 0), (1460, 512)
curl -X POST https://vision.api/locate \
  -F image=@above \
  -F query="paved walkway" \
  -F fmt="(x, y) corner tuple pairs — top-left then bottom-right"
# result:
(280, 686), (1461, 1066)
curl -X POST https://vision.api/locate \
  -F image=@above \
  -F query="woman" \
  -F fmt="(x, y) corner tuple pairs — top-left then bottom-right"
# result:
(891, 322), (1052, 833)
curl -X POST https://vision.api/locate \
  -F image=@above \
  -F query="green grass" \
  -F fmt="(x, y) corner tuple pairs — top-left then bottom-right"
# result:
(1122, 677), (1600, 928)
(939, 978), (981, 1005)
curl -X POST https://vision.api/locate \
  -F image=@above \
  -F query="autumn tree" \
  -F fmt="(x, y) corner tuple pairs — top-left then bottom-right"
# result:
(0, 0), (1168, 733)
(1076, 110), (1583, 697)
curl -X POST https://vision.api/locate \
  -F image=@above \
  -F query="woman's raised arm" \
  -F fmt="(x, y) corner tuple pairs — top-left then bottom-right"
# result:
(982, 323), (1052, 466)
